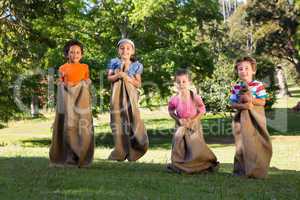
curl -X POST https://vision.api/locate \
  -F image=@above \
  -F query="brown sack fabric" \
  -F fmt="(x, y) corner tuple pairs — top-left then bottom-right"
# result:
(108, 78), (148, 161)
(233, 106), (272, 178)
(49, 81), (94, 167)
(169, 121), (219, 173)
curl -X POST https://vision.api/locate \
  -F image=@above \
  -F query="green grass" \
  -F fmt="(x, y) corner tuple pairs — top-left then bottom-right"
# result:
(0, 137), (300, 199)
(0, 85), (300, 199)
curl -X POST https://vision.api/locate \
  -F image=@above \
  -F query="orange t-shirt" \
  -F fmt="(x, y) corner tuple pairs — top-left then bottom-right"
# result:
(59, 63), (89, 85)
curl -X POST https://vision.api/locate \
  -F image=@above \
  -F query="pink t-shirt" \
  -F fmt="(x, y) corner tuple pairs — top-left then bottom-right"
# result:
(168, 94), (206, 119)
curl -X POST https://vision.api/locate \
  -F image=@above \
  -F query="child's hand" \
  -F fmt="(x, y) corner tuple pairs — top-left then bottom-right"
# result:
(240, 93), (252, 103)
(57, 79), (64, 85)
(179, 119), (187, 127)
(185, 118), (193, 129)
(239, 82), (252, 103)
(243, 102), (253, 110)
(179, 118), (193, 129)
(84, 79), (92, 85)
(118, 71), (127, 79)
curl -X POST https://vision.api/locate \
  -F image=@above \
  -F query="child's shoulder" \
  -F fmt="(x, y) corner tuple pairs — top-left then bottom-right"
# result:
(81, 63), (89, 69)
(168, 95), (179, 108)
(58, 63), (68, 71)
(169, 95), (179, 102)
(108, 57), (121, 68)
(193, 94), (203, 101)
(249, 80), (264, 86)
(130, 60), (143, 75)
(132, 60), (142, 65)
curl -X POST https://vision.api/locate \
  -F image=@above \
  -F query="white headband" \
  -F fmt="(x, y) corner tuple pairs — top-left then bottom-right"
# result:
(117, 38), (135, 49)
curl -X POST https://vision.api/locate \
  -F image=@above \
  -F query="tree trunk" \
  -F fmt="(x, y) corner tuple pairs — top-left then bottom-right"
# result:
(31, 96), (39, 117)
(293, 57), (300, 75)
(222, 0), (226, 23)
(275, 66), (291, 98)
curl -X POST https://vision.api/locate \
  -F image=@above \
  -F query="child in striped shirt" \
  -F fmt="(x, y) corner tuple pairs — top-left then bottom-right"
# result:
(230, 56), (272, 178)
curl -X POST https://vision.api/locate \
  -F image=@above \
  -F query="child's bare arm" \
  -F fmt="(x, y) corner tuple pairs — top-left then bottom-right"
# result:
(190, 112), (203, 122)
(84, 78), (92, 84)
(231, 98), (265, 110)
(252, 98), (266, 106)
(231, 102), (252, 110)
(169, 110), (180, 125)
(126, 74), (141, 88)
(107, 69), (120, 82)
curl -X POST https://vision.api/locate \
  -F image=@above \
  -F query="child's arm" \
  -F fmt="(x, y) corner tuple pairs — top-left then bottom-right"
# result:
(84, 65), (92, 84)
(190, 95), (205, 122)
(126, 74), (142, 88)
(231, 97), (265, 110)
(252, 98), (266, 106)
(190, 112), (204, 122)
(58, 71), (65, 85)
(117, 71), (141, 88)
(231, 102), (252, 110)
(107, 69), (121, 82)
(169, 110), (181, 125)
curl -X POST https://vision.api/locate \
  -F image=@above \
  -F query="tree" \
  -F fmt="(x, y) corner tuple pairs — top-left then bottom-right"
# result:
(0, 0), (71, 121)
(87, 0), (222, 109)
(244, 0), (300, 74)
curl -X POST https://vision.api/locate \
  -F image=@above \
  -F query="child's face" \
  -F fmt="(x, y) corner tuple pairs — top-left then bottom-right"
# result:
(237, 61), (255, 82)
(175, 75), (190, 91)
(68, 45), (82, 64)
(118, 43), (135, 61)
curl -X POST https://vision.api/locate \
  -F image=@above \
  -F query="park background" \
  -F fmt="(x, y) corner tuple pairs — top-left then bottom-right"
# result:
(0, 0), (300, 199)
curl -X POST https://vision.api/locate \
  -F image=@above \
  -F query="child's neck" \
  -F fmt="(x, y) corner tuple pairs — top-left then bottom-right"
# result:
(121, 59), (132, 70)
(178, 90), (190, 100)
(240, 78), (253, 84)
(69, 61), (80, 64)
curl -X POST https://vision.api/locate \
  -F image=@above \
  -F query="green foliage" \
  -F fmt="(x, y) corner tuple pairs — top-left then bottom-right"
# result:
(1, 0), (299, 122)
(198, 56), (234, 114)
(255, 57), (278, 110)
(245, 0), (300, 73)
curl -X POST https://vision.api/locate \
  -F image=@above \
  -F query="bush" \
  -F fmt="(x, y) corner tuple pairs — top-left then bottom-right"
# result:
(197, 58), (234, 114)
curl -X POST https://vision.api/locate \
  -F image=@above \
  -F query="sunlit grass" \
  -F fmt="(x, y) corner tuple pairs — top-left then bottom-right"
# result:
(0, 85), (300, 199)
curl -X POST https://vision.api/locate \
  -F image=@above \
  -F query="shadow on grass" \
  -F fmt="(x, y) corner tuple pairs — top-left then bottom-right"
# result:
(0, 157), (299, 199)
(0, 123), (7, 129)
(21, 126), (235, 149)
(290, 89), (300, 98)
(266, 108), (300, 135)
(20, 109), (300, 148)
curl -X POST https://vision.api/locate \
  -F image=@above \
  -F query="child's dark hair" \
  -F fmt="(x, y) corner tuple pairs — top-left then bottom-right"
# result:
(63, 40), (84, 59)
(175, 68), (195, 101)
(234, 56), (257, 72)
(175, 68), (192, 80)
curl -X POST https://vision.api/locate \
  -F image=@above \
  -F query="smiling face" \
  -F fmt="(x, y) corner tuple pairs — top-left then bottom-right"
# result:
(175, 74), (191, 92)
(67, 45), (82, 64)
(236, 61), (255, 83)
(118, 42), (135, 61)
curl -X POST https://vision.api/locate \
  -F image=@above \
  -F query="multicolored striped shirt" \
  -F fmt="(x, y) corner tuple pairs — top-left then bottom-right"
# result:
(229, 80), (268, 104)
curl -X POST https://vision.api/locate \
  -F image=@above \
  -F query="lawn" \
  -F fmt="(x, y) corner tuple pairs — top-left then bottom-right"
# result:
(1, 86), (300, 199)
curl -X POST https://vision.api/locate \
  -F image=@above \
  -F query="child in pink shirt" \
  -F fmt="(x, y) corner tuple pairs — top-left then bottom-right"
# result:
(167, 68), (219, 174)
(168, 94), (206, 120)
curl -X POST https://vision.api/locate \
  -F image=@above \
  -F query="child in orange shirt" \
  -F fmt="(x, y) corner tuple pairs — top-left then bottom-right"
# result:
(58, 40), (90, 85)
(49, 40), (94, 168)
